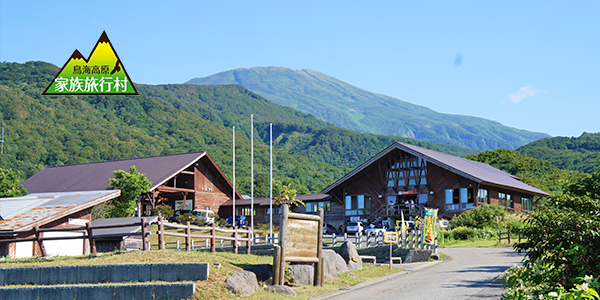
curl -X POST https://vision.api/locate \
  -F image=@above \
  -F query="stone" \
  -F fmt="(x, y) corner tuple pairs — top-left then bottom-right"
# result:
(338, 241), (363, 271)
(265, 285), (297, 295)
(323, 249), (348, 274)
(243, 264), (273, 282)
(225, 270), (259, 296)
(286, 264), (314, 286)
(404, 249), (433, 263)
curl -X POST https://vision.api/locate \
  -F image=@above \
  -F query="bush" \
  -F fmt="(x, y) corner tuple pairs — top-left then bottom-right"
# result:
(450, 226), (477, 240)
(152, 205), (174, 219)
(451, 204), (507, 229)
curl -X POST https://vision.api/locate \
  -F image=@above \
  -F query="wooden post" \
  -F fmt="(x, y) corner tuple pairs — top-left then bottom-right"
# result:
(186, 221), (191, 251)
(233, 226), (238, 254)
(34, 226), (47, 257)
(158, 216), (165, 250)
(508, 231), (511, 244)
(272, 245), (281, 285)
(211, 222), (216, 253)
(278, 204), (289, 286)
(141, 218), (148, 251)
(86, 222), (97, 255)
(315, 208), (324, 287)
(246, 228), (252, 255)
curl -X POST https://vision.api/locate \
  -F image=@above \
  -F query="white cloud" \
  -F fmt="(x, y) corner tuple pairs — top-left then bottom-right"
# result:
(508, 85), (546, 103)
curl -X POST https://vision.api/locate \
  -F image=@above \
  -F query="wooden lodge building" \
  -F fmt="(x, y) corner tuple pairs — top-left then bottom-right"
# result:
(22, 152), (241, 217)
(221, 142), (550, 231)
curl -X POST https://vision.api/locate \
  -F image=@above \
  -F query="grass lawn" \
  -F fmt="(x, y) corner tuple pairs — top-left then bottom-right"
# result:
(438, 238), (526, 248)
(0, 249), (400, 299)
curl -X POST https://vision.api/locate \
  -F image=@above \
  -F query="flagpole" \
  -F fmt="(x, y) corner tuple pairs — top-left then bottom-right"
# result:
(250, 114), (254, 234)
(269, 123), (273, 241)
(232, 126), (236, 229)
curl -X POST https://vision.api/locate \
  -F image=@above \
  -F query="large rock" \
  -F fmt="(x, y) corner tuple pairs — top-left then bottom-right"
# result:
(243, 264), (272, 282)
(265, 285), (297, 295)
(286, 264), (314, 286)
(322, 249), (348, 276)
(404, 249), (433, 263)
(338, 241), (363, 271)
(225, 270), (259, 296)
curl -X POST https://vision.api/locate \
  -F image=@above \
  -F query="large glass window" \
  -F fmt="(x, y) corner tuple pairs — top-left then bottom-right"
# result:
(498, 192), (514, 210)
(345, 195), (371, 216)
(446, 188), (474, 211)
(445, 189), (460, 211)
(522, 197), (533, 212)
(418, 193), (428, 204)
(306, 201), (331, 212)
(238, 208), (255, 216)
(477, 188), (489, 205)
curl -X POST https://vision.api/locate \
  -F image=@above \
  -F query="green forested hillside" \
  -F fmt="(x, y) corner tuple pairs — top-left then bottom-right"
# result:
(466, 149), (585, 195)
(187, 67), (550, 150)
(0, 61), (479, 197)
(517, 133), (600, 174)
(0, 61), (346, 196)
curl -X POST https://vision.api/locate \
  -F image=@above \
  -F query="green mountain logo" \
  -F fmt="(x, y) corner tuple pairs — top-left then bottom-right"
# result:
(43, 31), (138, 95)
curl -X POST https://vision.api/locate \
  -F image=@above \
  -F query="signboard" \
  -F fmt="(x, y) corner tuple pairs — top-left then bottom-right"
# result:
(175, 200), (192, 211)
(422, 208), (438, 245)
(275, 205), (324, 287)
(399, 191), (415, 195)
(384, 231), (398, 244)
(350, 216), (360, 222)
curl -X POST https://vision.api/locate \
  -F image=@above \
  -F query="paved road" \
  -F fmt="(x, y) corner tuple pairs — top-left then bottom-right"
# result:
(315, 247), (525, 300)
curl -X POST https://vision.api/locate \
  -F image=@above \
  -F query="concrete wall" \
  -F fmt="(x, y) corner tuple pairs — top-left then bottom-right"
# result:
(0, 263), (209, 285)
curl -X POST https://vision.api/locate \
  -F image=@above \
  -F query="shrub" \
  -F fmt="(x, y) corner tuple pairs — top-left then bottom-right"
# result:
(152, 205), (174, 219)
(451, 204), (507, 229)
(450, 226), (477, 240)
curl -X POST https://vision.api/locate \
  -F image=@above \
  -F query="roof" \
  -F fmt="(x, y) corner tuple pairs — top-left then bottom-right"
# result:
(22, 152), (241, 199)
(220, 193), (332, 207)
(92, 216), (158, 238)
(0, 190), (120, 231)
(323, 142), (550, 197)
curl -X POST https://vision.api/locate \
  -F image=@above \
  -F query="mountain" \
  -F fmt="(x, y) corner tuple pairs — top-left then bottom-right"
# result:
(0, 61), (477, 198)
(516, 132), (600, 174)
(187, 67), (550, 150)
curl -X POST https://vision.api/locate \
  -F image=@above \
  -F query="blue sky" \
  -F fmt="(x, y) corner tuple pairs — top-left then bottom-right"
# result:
(1, 1), (598, 138)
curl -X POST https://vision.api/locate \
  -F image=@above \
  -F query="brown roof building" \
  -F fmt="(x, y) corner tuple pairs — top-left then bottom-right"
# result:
(322, 142), (550, 225)
(22, 152), (241, 216)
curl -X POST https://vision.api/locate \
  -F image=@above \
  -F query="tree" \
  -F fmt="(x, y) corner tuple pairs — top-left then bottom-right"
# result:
(0, 168), (27, 197)
(108, 166), (151, 218)
(275, 184), (305, 211)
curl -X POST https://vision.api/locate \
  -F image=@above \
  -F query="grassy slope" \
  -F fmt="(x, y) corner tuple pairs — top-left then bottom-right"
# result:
(187, 67), (550, 150)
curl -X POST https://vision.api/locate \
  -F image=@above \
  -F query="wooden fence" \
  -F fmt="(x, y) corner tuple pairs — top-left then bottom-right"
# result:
(156, 216), (253, 254)
(0, 219), (149, 257)
(323, 230), (438, 252)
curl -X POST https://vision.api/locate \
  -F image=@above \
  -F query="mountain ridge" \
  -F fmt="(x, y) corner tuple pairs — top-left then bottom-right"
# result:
(187, 67), (550, 150)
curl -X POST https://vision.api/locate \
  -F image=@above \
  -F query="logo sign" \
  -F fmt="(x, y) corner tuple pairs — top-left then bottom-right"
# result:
(43, 31), (138, 95)
(384, 231), (398, 244)
(349, 216), (360, 222)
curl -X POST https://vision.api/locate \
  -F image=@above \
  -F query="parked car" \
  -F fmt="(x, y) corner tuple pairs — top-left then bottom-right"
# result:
(346, 221), (364, 235)
(170, 209), (215, 225)
(364, 224), (386, 236)
(225, 215), (248, 227)
(323, 223), (338, 234)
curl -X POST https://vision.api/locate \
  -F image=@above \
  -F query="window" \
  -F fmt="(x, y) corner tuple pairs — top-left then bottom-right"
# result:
(345, 194), (371, 216)
(266, 206), (282, 215)
(237, 208), (256, 216)
(306, 201), (331, 212)
(445, 189), (459, 211)
(446, 188), (474, 211)
(386, 153), (427, 188)
(522, 197), (533, 212)
(477, 188), (489, 205)
(418, 193), (428, 204)
(499, 192), (512, 209)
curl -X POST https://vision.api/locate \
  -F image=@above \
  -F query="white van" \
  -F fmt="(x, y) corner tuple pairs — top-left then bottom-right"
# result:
(192, 209), (215, 225)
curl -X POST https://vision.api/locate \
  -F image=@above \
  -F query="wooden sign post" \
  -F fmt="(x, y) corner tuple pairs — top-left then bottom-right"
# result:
(274, 204), (324, 286)
(384, 231), (398, 269)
